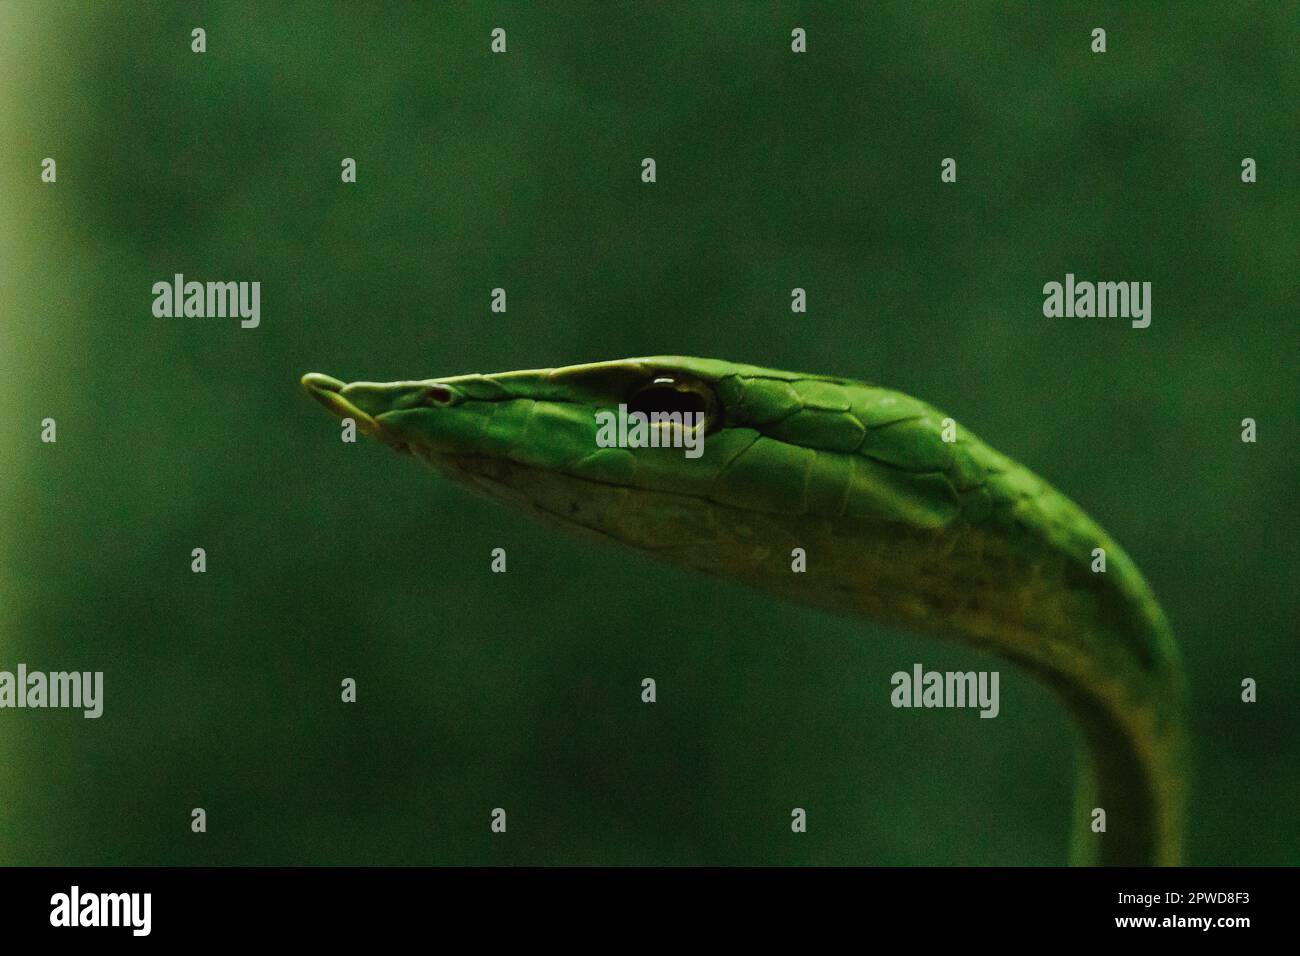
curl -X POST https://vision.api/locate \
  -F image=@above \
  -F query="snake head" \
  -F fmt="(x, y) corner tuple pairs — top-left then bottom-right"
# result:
(302, 356), (971, 572)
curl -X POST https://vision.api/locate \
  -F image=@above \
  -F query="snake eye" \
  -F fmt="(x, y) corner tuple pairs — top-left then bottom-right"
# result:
(627, 374), (719, 433)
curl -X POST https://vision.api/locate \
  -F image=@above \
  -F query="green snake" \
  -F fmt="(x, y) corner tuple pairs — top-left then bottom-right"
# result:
(302, 356), (1188, 866)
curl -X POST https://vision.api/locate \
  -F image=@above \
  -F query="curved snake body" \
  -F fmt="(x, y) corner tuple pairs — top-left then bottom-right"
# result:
(303, 356), (1187, 866)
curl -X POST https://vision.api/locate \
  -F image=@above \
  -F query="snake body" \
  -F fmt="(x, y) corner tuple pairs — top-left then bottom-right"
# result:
(302, 356), (1187, 865)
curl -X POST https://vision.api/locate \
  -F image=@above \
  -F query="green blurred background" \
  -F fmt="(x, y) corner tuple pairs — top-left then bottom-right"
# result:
(1, 2), (1296, 865)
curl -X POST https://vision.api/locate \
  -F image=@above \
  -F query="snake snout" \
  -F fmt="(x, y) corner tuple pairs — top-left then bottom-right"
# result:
(301, 372), (384, 436)
(301, 372), (346, 395)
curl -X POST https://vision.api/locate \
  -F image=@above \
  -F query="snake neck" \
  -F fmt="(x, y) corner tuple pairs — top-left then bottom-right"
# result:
(857, 513), (1188, 866)
(716, 504), (1188, 866)
(947, 504), (1188, 867)
(974, 579), (1188, 866)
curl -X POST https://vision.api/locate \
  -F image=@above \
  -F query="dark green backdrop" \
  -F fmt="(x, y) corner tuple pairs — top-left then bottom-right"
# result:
(1, 2), (1296, 865)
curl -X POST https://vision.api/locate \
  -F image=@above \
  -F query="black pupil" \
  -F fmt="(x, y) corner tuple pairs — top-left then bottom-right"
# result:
(628, 386), (706, 420)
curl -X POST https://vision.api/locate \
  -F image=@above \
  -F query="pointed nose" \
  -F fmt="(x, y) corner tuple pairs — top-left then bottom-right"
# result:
(301, 373), (461, 436)
(300, 371), (385, 435)
(301, 372), (346, 396)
